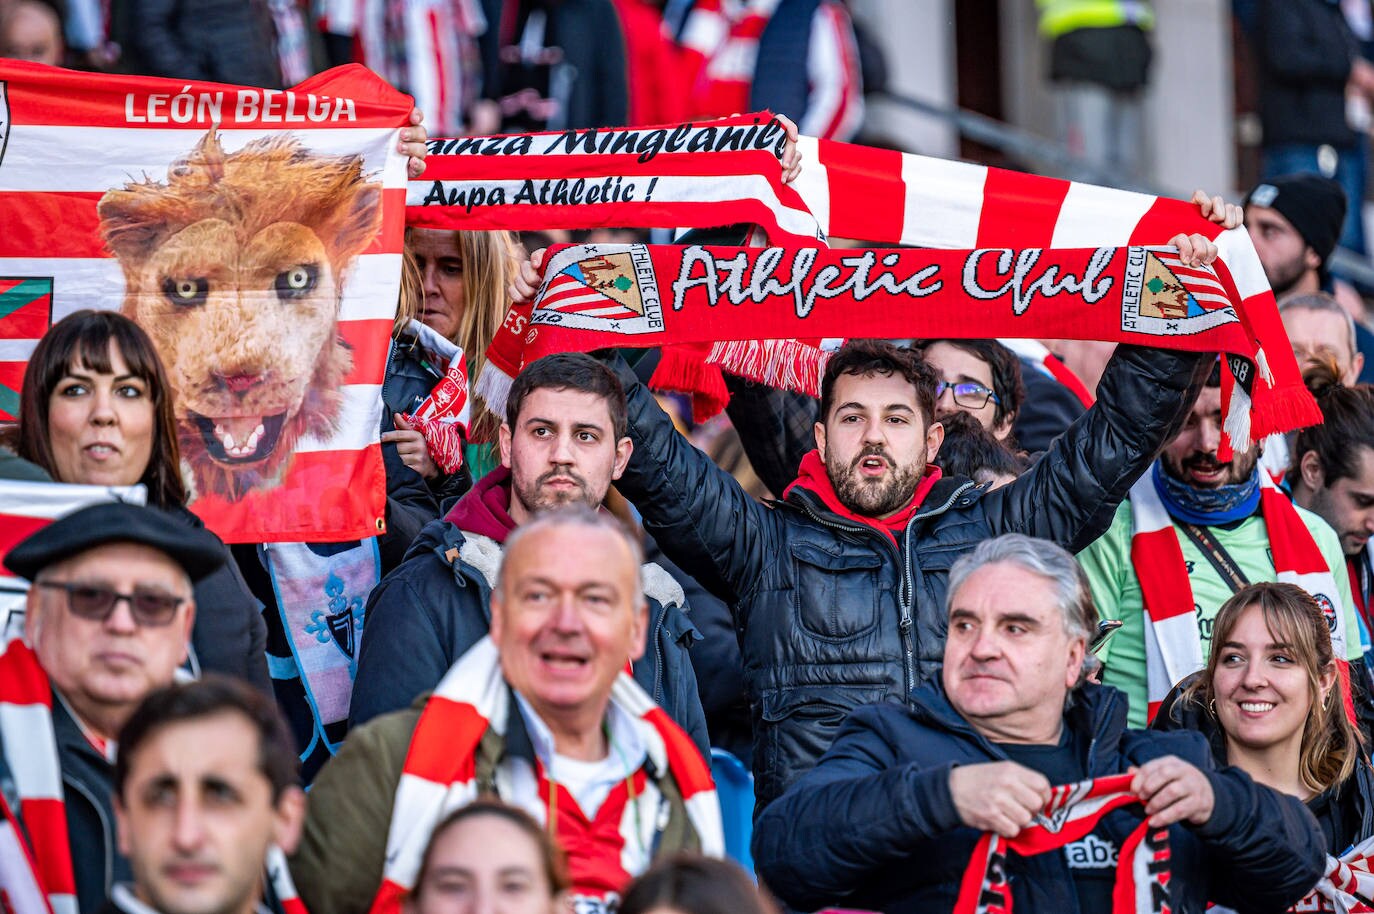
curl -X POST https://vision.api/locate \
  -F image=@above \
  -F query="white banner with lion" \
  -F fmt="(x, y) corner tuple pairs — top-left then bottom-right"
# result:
(0, 60), (412, 542)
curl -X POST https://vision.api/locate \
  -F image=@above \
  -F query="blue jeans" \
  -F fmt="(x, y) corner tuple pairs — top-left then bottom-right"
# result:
(1262, 141), (1368, 255)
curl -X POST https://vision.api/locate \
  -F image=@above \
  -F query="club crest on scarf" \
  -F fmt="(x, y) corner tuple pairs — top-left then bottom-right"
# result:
(1122, 248), (1239, 337)
(533, 245), (663, 335)
(0, 276), (52, 421)
(304, 566), (366, 660)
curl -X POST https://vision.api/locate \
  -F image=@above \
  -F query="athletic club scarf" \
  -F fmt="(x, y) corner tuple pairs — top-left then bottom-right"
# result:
(0, 60), (412, 544)
(1130, 468), (1349, 720)
(0, 639), (76, 914)
(405, 116), (1312, 450)
(954, 774), (1170, 914)
(476, 241), (1308, 453)
(407, 113), (821, 242)
(370, 636), (723, 914)
(1211, 832), (1374, 914)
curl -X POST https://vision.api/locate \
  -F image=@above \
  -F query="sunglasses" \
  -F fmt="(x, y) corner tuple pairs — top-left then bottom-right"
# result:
(935, 381), (1001, 409)
(36, 581), (185, 626)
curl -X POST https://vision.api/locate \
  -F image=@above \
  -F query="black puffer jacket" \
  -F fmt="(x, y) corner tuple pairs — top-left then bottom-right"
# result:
(608, 344), (1210, 811)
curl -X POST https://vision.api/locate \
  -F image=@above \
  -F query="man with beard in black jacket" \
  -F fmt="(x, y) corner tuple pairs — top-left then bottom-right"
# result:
(511, 223), (1222, 814)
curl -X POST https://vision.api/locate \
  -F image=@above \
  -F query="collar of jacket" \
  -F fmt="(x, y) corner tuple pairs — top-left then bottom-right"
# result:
(782, 472), (978, 541)
(783, 451), (951, 542)
(908, 675), (1129, 772)
(444, 465), (518, 542)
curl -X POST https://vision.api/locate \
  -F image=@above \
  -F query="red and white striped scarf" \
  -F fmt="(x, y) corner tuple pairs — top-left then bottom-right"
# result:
(677, 0), (777, 123)
(1212, 831), (1374, 914)
(954, 774), (1169, 914)
(0, 639), (76, 914)
(407, 116), (1313, 451)
(1130, 470), (1349, 720)
(369, 637), (722, 914)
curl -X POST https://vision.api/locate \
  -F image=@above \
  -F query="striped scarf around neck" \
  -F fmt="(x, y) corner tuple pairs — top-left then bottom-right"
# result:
(369, 637), (722, 914)
(1130, 469), (1349, 720)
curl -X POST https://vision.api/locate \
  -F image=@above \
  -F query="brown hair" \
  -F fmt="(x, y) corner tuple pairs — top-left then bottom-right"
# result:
(1292, 359), (1374, 488)
(1184, 582), (1360, 794)
(410, 799), (570, 899)
(394, 248), (423, 338)
(6, 310), (185, 507)
(404, 228), (517, 443)
(116, 675), (298, 803)
(819, 339), (938, 427)
(916, 338), (1026, 431)
(619, 854), (779, 914)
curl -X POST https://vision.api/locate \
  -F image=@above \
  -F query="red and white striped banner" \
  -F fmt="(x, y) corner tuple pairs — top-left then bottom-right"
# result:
(0, 60), (412, 543)
(407, 116), (1312, 449)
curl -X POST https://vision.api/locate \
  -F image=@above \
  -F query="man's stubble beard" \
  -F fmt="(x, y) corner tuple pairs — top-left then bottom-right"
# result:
(826, 448), (923, 517)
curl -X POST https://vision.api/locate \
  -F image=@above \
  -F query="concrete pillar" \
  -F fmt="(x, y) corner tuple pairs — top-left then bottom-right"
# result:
(850, 0), (959, 158)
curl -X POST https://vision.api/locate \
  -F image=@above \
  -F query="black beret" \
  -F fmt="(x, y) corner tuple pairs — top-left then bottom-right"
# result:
(1244, 173), (1348, 266)
(3, 502), (226, 583)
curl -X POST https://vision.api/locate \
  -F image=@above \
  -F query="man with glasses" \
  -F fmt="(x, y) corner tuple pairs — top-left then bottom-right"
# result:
(919, 339), (1025, 446)
(0, 501), (225, 914)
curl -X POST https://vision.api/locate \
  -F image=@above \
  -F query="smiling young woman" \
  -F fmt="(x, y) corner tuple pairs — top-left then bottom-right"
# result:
(1155, 583), (1374, 893)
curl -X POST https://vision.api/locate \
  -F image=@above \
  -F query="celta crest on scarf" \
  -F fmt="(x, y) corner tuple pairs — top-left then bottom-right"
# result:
(1130, 470), (1350, 722)
(369, 637), (723, 914)
(405, 115), (1311, 452)
(954, 774), (1170, 914)
(0, 639), (76, 914)
(475, 241), (1313, 453)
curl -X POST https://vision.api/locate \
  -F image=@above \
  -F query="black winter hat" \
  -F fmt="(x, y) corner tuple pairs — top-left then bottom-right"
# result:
(1244, 173), (1348, 266)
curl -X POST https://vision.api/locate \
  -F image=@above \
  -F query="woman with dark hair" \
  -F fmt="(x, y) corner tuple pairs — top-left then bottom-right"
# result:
(1156, 582), (1374, 910)
(618, 855), (777, 914)
(3, 309), (269, 690)
(405, 799), (569, 914)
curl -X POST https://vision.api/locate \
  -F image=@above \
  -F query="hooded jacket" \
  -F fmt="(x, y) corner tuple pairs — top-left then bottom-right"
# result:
(349, 467), (710, 756)
(605, 344), (1210, 811)
(753, 678), (1326, 914)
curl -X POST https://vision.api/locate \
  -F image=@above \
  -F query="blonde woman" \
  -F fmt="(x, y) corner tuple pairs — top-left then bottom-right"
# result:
(1157, 582), (1374, 910)
(400, 227), (517, 481)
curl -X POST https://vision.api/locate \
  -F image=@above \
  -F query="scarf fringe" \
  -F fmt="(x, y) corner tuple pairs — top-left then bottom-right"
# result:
(1250, 382), (1325, 440)
(473, 362), (515, 426)
(706, 338), (832, 398)
(648, 346), (731, 423)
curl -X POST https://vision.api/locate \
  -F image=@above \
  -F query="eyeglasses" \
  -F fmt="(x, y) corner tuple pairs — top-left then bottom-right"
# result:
(35, 581), (185, 626)
(935, 380), (1001, 409)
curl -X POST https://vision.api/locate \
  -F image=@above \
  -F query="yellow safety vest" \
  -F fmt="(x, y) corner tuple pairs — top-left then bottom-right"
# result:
(1036, 0), (1155, 39)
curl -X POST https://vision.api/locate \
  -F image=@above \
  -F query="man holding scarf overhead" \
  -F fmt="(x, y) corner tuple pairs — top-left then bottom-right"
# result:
(508, 213), (1227, 813)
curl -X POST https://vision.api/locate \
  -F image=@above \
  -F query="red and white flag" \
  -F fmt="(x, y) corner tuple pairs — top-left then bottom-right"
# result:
(0, 60), (412, 543)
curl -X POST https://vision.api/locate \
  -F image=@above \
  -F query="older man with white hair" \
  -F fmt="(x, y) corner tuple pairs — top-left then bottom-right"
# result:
(293, 505), (721, 914)
(754, 533), (1325, 914)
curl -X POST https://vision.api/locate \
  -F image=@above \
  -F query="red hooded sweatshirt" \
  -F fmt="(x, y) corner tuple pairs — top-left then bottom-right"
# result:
(444, 465), (519, 543)
(785, 451), (942, 545)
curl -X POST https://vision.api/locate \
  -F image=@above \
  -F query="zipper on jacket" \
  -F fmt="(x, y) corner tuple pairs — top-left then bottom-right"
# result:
(794, 493), (915, 696)
(898, 519), (917, 696)
(652, 605), (667, 702)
